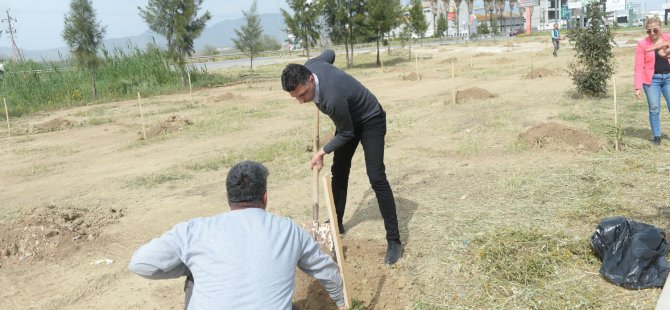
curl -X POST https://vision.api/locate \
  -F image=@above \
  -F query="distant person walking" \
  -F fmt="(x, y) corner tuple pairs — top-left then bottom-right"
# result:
(551, 23), (561, 57)
(635, 16), (670, 145)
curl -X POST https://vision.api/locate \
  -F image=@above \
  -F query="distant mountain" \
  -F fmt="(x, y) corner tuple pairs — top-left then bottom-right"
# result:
(2, 13), (286, 61)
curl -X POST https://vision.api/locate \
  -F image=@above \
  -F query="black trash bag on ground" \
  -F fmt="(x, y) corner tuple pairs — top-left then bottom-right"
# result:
(590, 216), (669, 289)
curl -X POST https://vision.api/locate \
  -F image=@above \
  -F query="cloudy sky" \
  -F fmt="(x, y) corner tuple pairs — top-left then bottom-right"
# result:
(0, 0), (290, 50)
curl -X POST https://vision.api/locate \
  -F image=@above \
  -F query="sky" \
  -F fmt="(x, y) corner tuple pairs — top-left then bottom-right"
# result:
(1, 0), (668, 51)
(0, 0), (290, 50)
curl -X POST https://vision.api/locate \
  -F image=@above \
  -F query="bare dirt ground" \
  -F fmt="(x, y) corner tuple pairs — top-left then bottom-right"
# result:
(1, 34), (669, 309)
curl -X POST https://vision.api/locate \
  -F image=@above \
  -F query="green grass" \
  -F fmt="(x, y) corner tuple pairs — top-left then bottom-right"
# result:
(558, 112), (580, 121)
(86, 117), (115, 126)
(186, 139), (305, 172)
(0, 44), (233, 117)
(130, 170), (192, 188)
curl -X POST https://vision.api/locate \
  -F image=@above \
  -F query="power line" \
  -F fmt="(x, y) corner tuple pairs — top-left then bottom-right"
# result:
(2, 9), (22, 61)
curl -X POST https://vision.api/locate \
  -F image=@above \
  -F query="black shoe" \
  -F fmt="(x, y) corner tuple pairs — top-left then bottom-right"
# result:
(384, 240), (402, 265)
(654, 136), (661, 146)
(325, 219), (345, 235)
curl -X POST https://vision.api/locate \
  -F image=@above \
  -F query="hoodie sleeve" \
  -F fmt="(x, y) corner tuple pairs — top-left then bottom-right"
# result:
(296, 227), (345, 307)
(128, 222), (190, 279)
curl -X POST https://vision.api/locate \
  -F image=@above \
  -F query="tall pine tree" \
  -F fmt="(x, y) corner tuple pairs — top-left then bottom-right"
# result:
(62, 0), (106, 100)
(233, 0), (264, 70)
(139, 0), (211, 86)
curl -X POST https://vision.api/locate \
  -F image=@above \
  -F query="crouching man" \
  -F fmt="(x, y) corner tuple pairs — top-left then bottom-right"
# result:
(128, 160), (345, 309)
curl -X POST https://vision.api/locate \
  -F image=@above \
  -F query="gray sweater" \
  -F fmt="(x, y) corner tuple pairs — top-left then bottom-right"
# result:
(128, 208), (344, 309)
(305, 49), (383, 154)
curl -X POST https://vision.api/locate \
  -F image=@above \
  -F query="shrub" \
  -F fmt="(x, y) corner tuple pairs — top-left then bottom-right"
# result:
(566, 3), (616, 97)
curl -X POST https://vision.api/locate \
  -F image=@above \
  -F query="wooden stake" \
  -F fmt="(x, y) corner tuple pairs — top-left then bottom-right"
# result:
(3, 98), (9, 136)
(138, 92), (147, 140)
(613, 76), (619, 151)
(380, 53), (384, 71)
(323, 174), (351, 309)
(312, 108), (320, 224)
(415, 54), (419, 80)
(187, 71), (193, 104)
(451, 61), (456, 105)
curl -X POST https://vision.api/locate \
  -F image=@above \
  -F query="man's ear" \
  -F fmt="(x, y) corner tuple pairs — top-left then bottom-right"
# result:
(262, 192), (268, 209)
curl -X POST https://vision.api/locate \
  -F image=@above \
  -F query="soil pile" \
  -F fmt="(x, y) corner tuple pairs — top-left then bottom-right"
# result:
(141, 115), (193, 140)
(404, 72), (422, 81)
(474, 52), (494, 57)
(496, 57), (513, 64)
(626, 39), (638, 44)
(34, 118), (77, 133)
(440, 57), (457, 64)
(293, 238), (411, 309)
(518, 122), (604, 152)
(456, 87), (497, 103)
(0, 205), (124, 266)
(525, 68), (556, 79)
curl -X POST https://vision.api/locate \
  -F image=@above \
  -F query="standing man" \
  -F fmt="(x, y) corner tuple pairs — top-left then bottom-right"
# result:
(281, 49), (402, 265)
(128, 161), (345, 309)
(552, 23), (561, 57)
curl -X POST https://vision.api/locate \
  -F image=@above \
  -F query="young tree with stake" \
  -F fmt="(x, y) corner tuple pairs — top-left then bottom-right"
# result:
(233, 0), (264, 70)
(138, 0), (211, 86)
(62, 0), (106, 100)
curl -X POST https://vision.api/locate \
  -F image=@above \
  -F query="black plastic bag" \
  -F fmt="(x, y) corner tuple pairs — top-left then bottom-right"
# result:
(590, 216), (669, 289)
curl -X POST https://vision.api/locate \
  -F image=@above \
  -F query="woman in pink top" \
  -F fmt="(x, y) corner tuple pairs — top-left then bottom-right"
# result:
(635, 16), (670, 145)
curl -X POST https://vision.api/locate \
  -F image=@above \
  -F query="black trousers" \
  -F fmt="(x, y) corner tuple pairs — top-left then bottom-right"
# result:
(331, 111), (400, 241)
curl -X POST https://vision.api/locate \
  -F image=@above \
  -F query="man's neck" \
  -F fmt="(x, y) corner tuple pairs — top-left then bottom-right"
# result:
(229, 202), (265, 211)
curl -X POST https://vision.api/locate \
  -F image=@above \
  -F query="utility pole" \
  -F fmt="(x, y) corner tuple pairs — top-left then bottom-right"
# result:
(2, 9), (22, 62)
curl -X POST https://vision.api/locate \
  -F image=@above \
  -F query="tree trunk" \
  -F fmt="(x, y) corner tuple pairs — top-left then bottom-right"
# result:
(89, 68), (97, 100)
(344, 37), (351, 69)
(251, 55), (254, 71)
(376, 37), (381, 67)
(349, 42), (354, 67)
(387, 32), (391, 54)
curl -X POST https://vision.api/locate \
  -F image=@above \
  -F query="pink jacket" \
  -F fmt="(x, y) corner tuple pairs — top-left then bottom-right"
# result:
(635, 34), (670, 90)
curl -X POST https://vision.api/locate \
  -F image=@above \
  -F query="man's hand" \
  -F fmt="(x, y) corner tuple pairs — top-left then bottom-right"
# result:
(309, 149), (326, 171)
(338, 307), (345, 310)
(635, 89), (642, 100)
(647, 41), (670, 58)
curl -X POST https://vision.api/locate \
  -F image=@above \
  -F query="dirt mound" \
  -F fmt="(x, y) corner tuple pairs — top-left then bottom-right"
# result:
(525, 68), (556, 79)
(404, 72), (422, 81)
(0, 205), (124, 266)
(140, 115), (193, 140)
(503, 42), (515, 47)
(518, 122), (604, 152)
(496, 57), (513, 64)
(213, 92), (239, 102)
(293, 238), (410, 309)
(456, 87), (497, 103)
(440, 57), (457, 64)
(34, 118), (77, 133)
(625, 39), (638, 44)
(474, 52), (494, 57)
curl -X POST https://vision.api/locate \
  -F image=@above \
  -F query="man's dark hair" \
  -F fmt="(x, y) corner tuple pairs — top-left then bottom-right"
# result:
(226, 161), (269, 204)
(281, 64), (312, 92)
